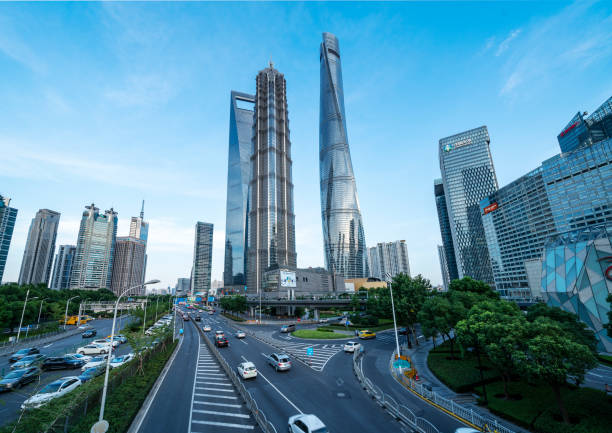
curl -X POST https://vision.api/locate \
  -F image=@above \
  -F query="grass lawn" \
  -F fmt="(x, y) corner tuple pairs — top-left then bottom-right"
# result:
(427, 351), (499, 393)
(597, 354), (612, 367)
(326, 318), (395, 332)
(292, 329), (352, 340)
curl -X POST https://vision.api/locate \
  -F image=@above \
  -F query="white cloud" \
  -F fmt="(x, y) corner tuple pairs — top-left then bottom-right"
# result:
(105, 74), (176, 107)
(495, 29), (521, 56)
(0, 16), (46, 74)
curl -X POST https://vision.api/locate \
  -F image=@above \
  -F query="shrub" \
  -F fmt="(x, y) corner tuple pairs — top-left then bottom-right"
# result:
(427, 352), (499, 393)
(316, 327), (335, 332)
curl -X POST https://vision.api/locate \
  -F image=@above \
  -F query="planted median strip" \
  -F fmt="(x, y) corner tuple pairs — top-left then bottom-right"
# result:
(291, 329), (351, 340)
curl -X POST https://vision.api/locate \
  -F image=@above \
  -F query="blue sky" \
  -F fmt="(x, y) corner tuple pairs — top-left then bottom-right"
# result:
(1, 1), (611, 291)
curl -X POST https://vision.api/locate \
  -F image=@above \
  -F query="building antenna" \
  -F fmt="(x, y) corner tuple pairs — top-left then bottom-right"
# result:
(140, 200), (145, 219)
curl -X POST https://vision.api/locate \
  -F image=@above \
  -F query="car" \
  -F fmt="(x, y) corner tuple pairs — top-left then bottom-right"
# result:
(288, 414), (328, 433)
(208, 311), (214, 315)
(318, 318), (329, 323)
(110, 353), (134, 369)
(115, 334), (128, 344)
(235, 331), (246, 339)
(398, 327), (408, 335)
(215, 336), (229, 348)
(81, 355), (109, 372)
(66, 353), (92, 363)
(9, 347), (39, 363)
(454, 429), (480, 433)
(82, 329), (97, 338)
(0, 367), (40, 391)
(42, 356), (86, 371)
(267, 353), (292, 371)
(195, 315), (201, 322)
(77, 343), (111, 355)
(94, 338), (119, 348)
(21, 376), (81, 410)
(343, 341), (361, 353)
(215, 330), (224, 336)
(358, 330), (376, 340)
(77, 365), (105, 383)
(280, 324), (296, 333)
(237, 361), (257, 379)
(198, 310), (203, 313)
(183, 315), (190, 321)
(11, 354), (47, 370)
(203, 325), (212, 332)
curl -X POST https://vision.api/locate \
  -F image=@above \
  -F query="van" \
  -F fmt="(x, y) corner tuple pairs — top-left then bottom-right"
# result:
(280, 324), (296, 333)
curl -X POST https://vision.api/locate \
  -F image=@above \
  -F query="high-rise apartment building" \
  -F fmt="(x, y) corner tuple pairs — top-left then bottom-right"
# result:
(368, 246), (380, 281)
(434, 178), (459, 282)
(176, 277), (190, 297)
(50, 245), (76, 290)
(319, 32), (368, 279)
(128, 201), (149, 287)
(70, 204), (117, 290)
(111, 236), (146, 296)
(437, 245), (450, 290)
(246, 63), (297, 294)
(224, 91), (255, 290)
(439, 126), (498, 284)
(0, 195), (18, 283)
(18, 209), (60, 286)
(368, 240), (410, 281)
(192, 222), (214, 294)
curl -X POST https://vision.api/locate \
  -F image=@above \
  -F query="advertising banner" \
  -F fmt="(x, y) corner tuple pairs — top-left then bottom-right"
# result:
(280, 270), (297, 288)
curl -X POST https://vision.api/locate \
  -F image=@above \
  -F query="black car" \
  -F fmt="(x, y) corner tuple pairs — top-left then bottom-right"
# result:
(9, 347), (40, 363)
(195, 315), (201, 322)
(215, 336), (229, 348)
(0, 367), (40, 391)
(42, 356), (86, 371)
(78, 366), (105, 383)
(82, 329), (97, 338)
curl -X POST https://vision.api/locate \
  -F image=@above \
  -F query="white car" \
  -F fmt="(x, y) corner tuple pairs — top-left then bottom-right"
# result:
(215, 330), (224, 337)
(77, 343), (111, 355)
(235, 331), (246, 339)
(21, 376), (81, 410)
(343, 341), (361, 353)
(288, 414), (327, 433)
(203, 325), (212, 332)
(81, 355), (109, 372)
(237, 361), (257, 380)
(66, 353), (92, 363)
(94, 338), (119, 348)
(110, 353), (134, 369)
(454, 429), (480, 433)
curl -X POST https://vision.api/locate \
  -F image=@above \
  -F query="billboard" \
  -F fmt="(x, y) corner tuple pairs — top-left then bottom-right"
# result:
(208, 296), (215, 303)
(345, 282), (355, 293)
(483, 202), (498, 215)
(280, 270), (297, 288)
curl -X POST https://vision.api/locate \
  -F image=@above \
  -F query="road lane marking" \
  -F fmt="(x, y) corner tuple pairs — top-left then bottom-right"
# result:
(197, 373), (225, 377)
(587, 372), (603, 378)
(192, 409), (250, 418)
(193, 401), (241, 408)
(195, 387), (234, 393)
(43, 343), (53, 348)
(188, 333), (200, 433)
(197, 368), (220, 372)
(191, 420), (254, 429)
(194, 393), (237, 400)
(197, 381), (232, 386)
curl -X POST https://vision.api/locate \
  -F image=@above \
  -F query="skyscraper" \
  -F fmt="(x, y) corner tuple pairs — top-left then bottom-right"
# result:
(50, 245), (76, 290)
(224, 91), (255, 290)
(319, 32), (368, 279)
(176, 277), (190, 297)
(437, 245), (450, 291)
(18, 209), (60, 286)
(193, 222), (213, 294)
(434, 178), (459, 282)
(111, 236), (146, 296)
(368, 240), (410, 281)
(128, 201), (149, 287)
(439, 126), (498, 284)
(70, 204), (118, 290)
(0, 195), (18, 283)
(246, 62), (297, 294)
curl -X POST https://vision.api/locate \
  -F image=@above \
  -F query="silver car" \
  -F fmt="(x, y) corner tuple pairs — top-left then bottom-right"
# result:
(267, 353), (292, 371)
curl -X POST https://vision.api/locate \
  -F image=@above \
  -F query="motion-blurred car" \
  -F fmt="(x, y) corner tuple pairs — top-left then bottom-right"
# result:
(203, 325), (212, 332)
(110, 353), (134, 369)
(267, 353), (291, 371)
(215, 336), (229, 348)
(11, 354), (46, 370)
(280, 324), (296, 333)
(77, 365), (105, 382)
(358, 330), (376, 340)
(343, 341), (361, 353)
(81, 355), (109, 372)
(42, 356), (86, 370)
(215, 330), (224, 337)
(82, 329), (97, 338)
(195, 315), (201, 322)
(235, 331), (246, 339)
(0, 367), (40, 391)
(9, 347), (39, 363)
(94, 338), (119, 348)
(66, 353), (92, 363)
(288, 414), (327, 433)
(21, 376), (81, 410)
(237, 361), (257, 379)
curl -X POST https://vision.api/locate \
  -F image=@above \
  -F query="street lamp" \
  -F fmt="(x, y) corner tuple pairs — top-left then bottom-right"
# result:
(37, 298), (49, 326)
(97, 279), (159, 429)
(142, 295), (148, 336)
(384, 272), (401, 359)
(16, 291), (38, 343)
(64, 296), (80, 330)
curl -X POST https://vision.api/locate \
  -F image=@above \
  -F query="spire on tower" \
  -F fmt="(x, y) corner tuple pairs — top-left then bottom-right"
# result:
(140, 200), (145, 219)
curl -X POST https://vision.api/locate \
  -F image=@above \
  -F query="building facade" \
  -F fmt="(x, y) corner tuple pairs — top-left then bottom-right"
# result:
(224, 91), (255, 290)
(111, 236), (146, 296)
(261, 266), (346, 299)
(18, 209), (60, 286)
(50, 245), (76, 290)
(192, 222), (213, 294)
(319, 32), (368, 280)
(368, 240), (410, 281)
(434, 178), (459, 282)
(175, 277), (190, 297)
(70, 204), (117, 290)
(437, 245), (450, 291)
(128, 201), (149, 288)
(439, 126), (498, 285)
(557, 97), (612, 153)
(0, 195), (17, 283)
(246, 63), (297, 294)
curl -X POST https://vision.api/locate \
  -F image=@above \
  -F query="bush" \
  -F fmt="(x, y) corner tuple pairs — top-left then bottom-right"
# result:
(316, 327), (336, 332)
(597, 354), (612, 367)
(349, 314), (379, 327)
(427, 352), (499, 393)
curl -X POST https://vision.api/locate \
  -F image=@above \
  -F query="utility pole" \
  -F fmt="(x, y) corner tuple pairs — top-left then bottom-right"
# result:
(385, 272), (401, 358)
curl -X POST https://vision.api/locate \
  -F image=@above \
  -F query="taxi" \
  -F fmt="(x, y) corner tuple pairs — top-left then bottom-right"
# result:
(358, 330), (376, 340)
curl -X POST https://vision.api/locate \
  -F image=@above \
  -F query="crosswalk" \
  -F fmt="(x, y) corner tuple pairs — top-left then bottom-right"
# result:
(189, 341), (256, 432)
(260, 340), (344, 372)
(375, 331), (397, 344)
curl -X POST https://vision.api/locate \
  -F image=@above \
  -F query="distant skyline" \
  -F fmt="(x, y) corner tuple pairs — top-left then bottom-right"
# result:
(1, 1), (611, 290)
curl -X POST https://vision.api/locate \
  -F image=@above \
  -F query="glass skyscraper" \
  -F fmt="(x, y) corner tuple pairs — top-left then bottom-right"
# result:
(193, 222), (214, 294)
(111, 236), (146, 296)
(437, 245), (450, 290)
(319, 32), (368, 279)
(246, 63), (297, 294)
(50, 245), (76, 290)
(434, 178), (459, 282)
(439, 126), (498, 284)
(368, 240), (410, 281)
(224, 91), (255, 289)
(18, 209), (61, 286)
(0, 195), (18, 283)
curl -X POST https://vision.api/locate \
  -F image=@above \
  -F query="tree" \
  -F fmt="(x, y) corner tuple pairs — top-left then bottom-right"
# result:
(449, 277), (499, 299)
(391, 274), (431, 347)
(418, 294), (467, 358)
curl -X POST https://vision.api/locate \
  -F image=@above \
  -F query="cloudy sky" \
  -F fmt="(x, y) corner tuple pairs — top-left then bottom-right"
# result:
(1, 1), (611, 290)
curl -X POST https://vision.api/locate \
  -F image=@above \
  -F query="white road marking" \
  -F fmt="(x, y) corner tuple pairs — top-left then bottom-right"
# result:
(192, 409), (250, 418)
(194, 393), (237, 400)
(193, 401), (241, 408)
(191, 420), (254, 429)
(587, 372), (603, 378)
(197, 381), (232, 386)
(187, 334), (200, 433)
(43, 343), (53, 348)
(195, 387), (234, 393)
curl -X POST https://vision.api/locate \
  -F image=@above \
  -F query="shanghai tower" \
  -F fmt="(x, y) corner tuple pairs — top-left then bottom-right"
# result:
(319, 32), (368, 279)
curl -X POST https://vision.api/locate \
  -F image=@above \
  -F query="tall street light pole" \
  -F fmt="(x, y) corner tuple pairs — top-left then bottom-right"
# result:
(97, 279), (159, 429)
(16, 291), (38, 343)
(37, 298), (48, 327)
(142, 296), (148, 336)
(384, 272), (401, 358)
(64, 296), (80, 330)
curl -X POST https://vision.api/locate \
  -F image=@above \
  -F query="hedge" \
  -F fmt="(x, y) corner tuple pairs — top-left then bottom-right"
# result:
(426, 352), (499, 393)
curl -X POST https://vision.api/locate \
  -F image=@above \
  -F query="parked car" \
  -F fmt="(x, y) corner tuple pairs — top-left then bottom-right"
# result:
(215, 336), (229, 348)
(78, 365), (105, 383)
(110, 353), (134, 369)
(94, 338), (119, 348)
(77, 343), (111, 355)
(81, 355), (109, 372)
(0, 367), (40, 391)
(267, 353), (292, 371)
(203, 325), (212, 332)
(280, 324), (296, 333)
(318, 318), (329, 323)
(11, 354), (46, 370)
(235, 331), (246, 339)
(343, 341), (361, 353)
(237, 361), (257, 380)
(358, 330), (376, 340)
(288, 414), (327, 433)
(82, 329), (97, 338)
(9, 347), (39, 363)
(42, 356), (86, 371)
(66, 353), (92, 363)
(21, 376), (81, 410)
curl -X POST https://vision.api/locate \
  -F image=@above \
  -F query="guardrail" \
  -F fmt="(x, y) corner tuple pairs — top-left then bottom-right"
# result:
(194, 323), (278, 433)
(0, 328), (69, 349)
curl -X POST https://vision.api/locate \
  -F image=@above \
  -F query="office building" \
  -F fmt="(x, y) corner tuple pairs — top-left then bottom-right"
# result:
(0, 195), (18, 283)
(319, 32), (369, 280)
(176, 278), (190, 297)
(70, 204), (118, 290)
(246, 62), (297, 294)
(437, 245), (450, 291)
(50, 245), (76, 290)
(128, 201), (149, 287)
(261, 266), (346, 300)
(18, 209), (60, 286)
(557, 97), (612, 153)
(434, 178), (459, 282)
(193, 222), (213, 294)
(439, 126), (498, 284)
(111, 236), (146, 296)
(224, 91), (255, 290)
(368, 240), (410, 281)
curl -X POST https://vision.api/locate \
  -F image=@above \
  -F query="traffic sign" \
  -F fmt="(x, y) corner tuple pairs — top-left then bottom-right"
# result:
(393, 359), (411, 369)
(306, 347), (314, 356)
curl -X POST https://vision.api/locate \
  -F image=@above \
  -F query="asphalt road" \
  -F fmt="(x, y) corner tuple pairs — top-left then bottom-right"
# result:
(0, 317), (133, 427)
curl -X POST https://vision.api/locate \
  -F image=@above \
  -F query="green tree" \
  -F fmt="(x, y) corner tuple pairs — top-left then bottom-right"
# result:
(392, 274), (431, 347)
(449, 277), (499, 299)
(418, 294), (467, 358)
